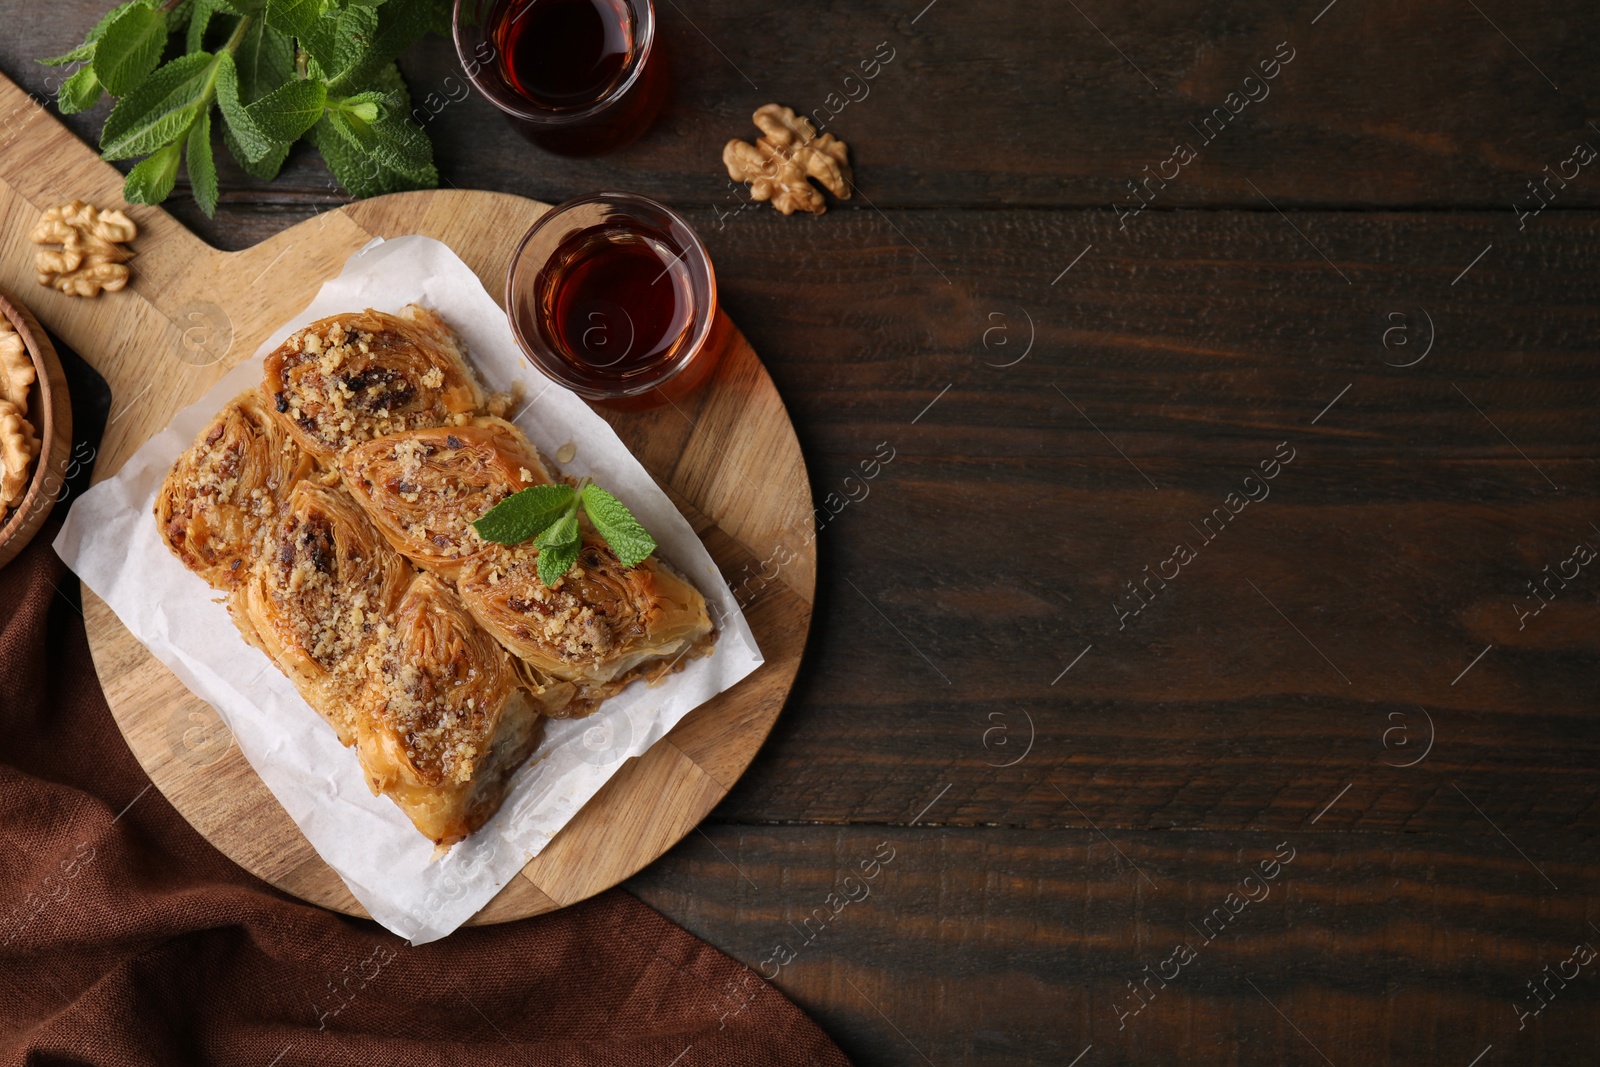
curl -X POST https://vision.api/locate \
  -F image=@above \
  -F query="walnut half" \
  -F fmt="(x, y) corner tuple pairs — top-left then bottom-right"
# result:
(0, 399), (37, 509)
(30, 200), (138, 298)
(723, 104), (852, 216)
(0, 317), (32, 411)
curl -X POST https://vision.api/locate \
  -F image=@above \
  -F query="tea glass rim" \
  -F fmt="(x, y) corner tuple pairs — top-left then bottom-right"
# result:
(505, 190), (718, 402)
(452, 0), (657, 127)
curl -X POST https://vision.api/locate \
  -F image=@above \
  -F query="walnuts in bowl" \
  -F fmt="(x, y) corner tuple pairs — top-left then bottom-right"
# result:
(0, 318), (37, 511)
(723, 104), (853, 216)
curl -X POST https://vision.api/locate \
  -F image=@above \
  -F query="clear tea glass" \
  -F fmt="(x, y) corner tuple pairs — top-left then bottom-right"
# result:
(505, 192), (728, 411)
(454, 0), (668, 156)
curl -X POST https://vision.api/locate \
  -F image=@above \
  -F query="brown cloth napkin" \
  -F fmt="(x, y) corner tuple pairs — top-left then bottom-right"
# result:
(0, 523), (850, 1066)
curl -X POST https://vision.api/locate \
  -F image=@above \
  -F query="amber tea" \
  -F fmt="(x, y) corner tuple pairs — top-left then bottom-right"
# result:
(471, 0), (665, 154)
(521, 224), (693, 386)
(490, 0), (632, 108)
(505, 193), (724, 409)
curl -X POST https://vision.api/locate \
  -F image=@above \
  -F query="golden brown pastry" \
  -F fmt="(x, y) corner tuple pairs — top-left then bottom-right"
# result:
(457, 535), (715, 713)
(262, 306), (485, 465)
(338, 417), (553, 580)
(155, 299), (721, 848)
(233, 482), (413, 744)
(354, 572), (569, 846)
(155, 390), (316, 589)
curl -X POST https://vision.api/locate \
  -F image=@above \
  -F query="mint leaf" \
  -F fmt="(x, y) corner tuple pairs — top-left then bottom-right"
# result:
(536, 540), (580, 589)
(215, 51), (277, 162)
(42, 3), (124, 111)
(57, 65), (105, 114)
(310, 114), (385, 197)
(265, 0), (323, 39)
(472, 484), (575, 546)
(93, 2), (168, 96)
(580, 484), (656, 567)
(312, 107), (435, 201)
(232, 16), (295, 97)
(334, 90), (383, 123)
(40, 3), (126, 65)
(302, 3), (378, 82)
(42, 42), (100, 67)
(244, 77), (328, 141)
(331, 0), (438, 90)
(336, 106), (430, 176)
(220, 17), (296, 175)
(125, 139), (183, 203)
(166, 0), (197, 32)
(102, 101), (195, 160)
(534, 511), (579, 551)
(187, 0), (226, 53)
(99, 51), (214, 159)
(39, 0), (447, 210)
(366, 57), (409, 106)
(224, 123), (290, 179)
(186, 108), (219, 217)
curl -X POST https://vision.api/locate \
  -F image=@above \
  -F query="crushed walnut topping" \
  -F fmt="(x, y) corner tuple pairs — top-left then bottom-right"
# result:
(367, 582), (510, 785)
(262, 506), (393, 686)
(341, 426), (531, 563)
(157, 394), (314, 586)
(471, 543), (625, 663)
(267, 316), (472, 458)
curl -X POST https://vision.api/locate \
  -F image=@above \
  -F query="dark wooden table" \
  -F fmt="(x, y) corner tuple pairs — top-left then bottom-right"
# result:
(7, 1), (1600, 1063)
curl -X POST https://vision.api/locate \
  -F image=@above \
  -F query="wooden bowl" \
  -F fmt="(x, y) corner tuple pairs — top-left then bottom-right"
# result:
(0, 286), (72, 570)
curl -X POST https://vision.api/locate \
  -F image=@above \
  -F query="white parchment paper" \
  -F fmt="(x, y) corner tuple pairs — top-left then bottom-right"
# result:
(54, 235), (762, 944)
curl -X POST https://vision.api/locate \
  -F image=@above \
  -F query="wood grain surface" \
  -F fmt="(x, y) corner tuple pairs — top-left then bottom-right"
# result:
(10, 0), (1600, 228)
(3, 0), (1598, 1063)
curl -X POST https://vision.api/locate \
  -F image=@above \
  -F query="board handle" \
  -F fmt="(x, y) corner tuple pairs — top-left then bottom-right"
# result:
(0, 67), (263, 476)
(0, 69), (212, 274)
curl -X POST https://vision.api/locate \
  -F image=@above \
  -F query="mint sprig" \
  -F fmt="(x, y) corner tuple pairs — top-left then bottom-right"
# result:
(40, 0), (449, 217)
(472, 481), (659, 588)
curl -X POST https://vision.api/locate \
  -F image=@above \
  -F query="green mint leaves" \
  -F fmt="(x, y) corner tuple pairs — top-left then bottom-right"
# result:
(40, 0), (450, 217)
(472, 481), (659, 589)
(93, 3), (169, 96)
(578, 484), (658, 568)
(472, 484), (574, 546)
(535, 539), (581, 589)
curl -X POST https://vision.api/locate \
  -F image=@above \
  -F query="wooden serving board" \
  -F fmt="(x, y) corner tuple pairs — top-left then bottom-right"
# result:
(0, 71), (815, 925)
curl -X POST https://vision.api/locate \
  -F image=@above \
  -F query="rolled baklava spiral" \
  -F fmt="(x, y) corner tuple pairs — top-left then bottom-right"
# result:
(233, 482), (413, 744)
(354, 572), (563, 846)
(456, 536), (715, 712)
(262, 306), (485, 465)
(338, 417), (552, 580)
(155, 390), (316, 589)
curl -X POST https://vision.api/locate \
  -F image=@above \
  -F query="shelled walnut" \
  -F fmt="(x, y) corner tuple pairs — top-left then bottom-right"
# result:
(723, 104), (853, 216)
(0, 398), (37, 509)
(0, 317), (31, 409)
(30, 200), (138, 298)
(0, 317), (37, 510)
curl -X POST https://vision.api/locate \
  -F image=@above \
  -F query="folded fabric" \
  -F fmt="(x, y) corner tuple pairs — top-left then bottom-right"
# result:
(0, 523), (850, 1066)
